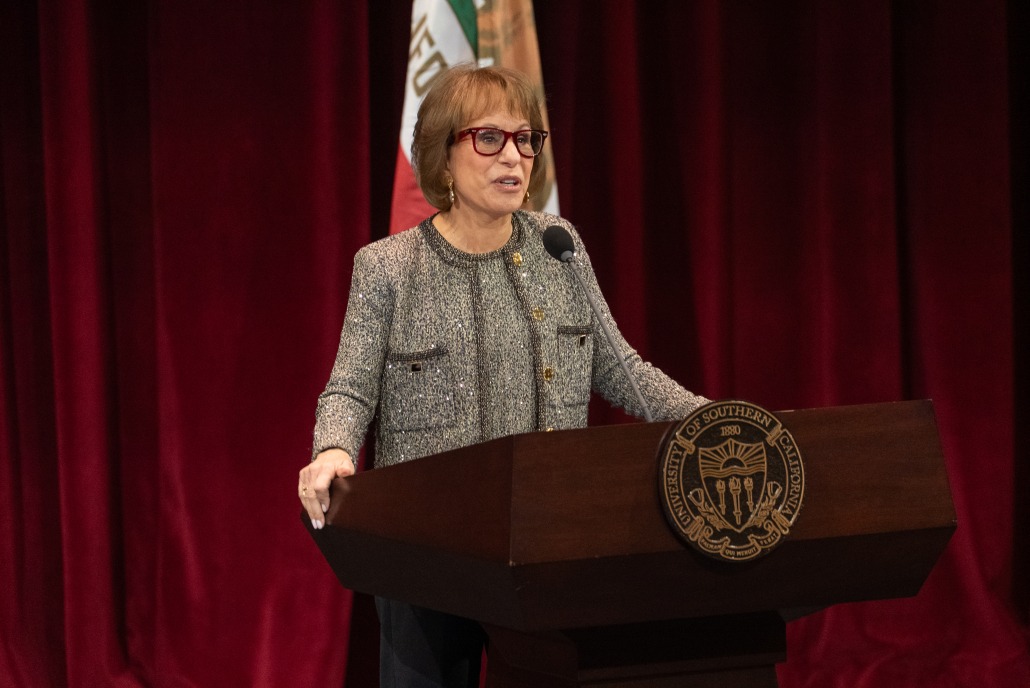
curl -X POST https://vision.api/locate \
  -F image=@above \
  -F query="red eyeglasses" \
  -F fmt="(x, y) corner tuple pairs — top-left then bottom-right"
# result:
(453, 128), (549, 158)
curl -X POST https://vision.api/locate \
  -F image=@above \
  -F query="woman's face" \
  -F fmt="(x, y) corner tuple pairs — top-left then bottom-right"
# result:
(447, 109), (535, 224)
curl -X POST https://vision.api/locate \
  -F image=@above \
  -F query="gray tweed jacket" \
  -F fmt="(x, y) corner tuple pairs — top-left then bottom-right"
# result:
(313, 210), (707, 467)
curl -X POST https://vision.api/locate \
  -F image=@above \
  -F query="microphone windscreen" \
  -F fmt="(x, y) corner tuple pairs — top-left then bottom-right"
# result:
(542, 225), (576, 262)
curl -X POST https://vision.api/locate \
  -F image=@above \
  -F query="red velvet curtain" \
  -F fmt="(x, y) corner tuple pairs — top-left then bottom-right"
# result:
(2, 1), (1027, 687)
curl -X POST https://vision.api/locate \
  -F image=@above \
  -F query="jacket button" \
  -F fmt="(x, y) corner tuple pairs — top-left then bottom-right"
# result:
(512, 252), (523, 266)
(532, 307), (545, 321)
(542, 366), (554, 381)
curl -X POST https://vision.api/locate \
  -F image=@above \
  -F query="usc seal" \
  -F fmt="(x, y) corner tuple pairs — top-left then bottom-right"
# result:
(658, 401), (804, 562)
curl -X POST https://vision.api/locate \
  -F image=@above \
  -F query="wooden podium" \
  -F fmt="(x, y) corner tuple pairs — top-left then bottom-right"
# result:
(304, 400), (955, 687)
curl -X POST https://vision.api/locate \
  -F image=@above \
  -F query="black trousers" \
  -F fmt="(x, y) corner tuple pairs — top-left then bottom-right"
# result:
(375, 597), (486, 688)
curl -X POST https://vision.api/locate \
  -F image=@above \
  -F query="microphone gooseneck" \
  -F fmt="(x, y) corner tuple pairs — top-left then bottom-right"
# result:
(542, 225), (654, 423)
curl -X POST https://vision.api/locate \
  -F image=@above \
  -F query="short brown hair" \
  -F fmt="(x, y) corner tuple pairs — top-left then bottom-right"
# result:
(411, 64), (549, 210)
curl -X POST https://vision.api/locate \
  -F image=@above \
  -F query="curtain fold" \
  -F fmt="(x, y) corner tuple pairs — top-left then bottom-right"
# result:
(1, 1), (1026, 686)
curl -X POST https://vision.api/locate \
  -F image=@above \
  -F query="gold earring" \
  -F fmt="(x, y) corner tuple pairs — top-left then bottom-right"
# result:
(448, 179), (455, 205)
(524, 190), (531, 203)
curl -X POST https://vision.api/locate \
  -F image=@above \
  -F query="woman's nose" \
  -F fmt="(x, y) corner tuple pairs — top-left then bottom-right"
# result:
(497, 137), (521, 162)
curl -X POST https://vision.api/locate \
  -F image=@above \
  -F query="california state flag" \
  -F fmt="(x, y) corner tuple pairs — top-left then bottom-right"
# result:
(389, 0), (559, 235)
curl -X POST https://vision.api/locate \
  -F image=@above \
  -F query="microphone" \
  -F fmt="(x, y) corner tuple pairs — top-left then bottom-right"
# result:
(542, 224), (576, 262)
(542, 225), (654, 422)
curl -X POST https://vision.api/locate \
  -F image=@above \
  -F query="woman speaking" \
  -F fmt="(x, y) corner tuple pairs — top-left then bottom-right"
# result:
(298, 64), (708, 688)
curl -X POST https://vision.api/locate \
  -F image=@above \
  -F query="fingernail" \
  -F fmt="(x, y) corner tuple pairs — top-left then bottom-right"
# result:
(321, 502), (328, 514)
(311, 518), (320, 530)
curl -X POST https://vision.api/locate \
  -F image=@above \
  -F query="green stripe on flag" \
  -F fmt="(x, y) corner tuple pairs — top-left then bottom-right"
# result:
(446, 0), (478, 56)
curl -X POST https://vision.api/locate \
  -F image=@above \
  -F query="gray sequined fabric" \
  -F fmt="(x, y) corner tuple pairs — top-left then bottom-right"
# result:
(312, 210), (708, 468)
